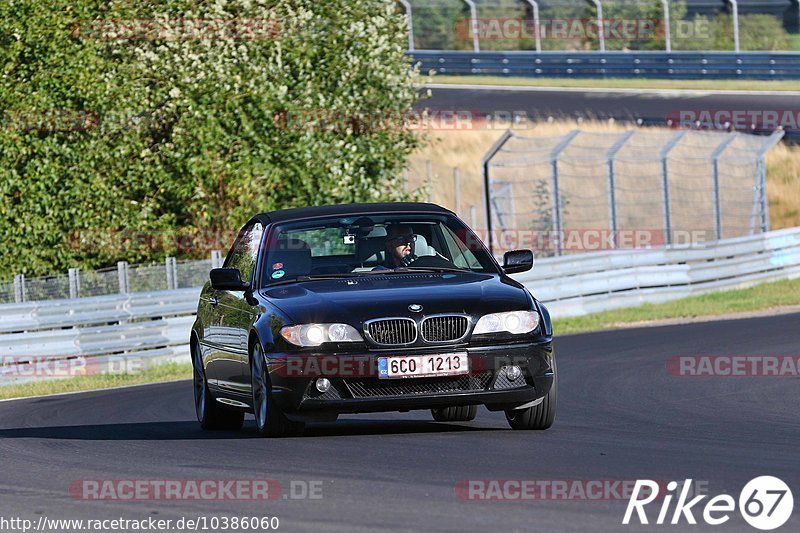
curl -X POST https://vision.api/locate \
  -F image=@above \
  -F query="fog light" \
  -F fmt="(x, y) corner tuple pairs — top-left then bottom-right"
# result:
(315, 378), (331, 393)
(506, 365), (522, 381)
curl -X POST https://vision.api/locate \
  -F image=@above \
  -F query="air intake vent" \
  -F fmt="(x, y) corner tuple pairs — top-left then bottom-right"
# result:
(346, 372), (493, 398)
(420, 315), (468, 342)
(365, 318), (417, 345)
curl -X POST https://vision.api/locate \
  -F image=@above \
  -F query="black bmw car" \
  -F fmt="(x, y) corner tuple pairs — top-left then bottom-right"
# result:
(191, 202), (556, 437)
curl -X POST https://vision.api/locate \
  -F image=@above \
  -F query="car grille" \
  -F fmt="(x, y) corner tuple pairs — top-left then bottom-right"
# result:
(420, 315), (468, 342)
(365, 318), (417, 345)
(345, 372), (493, 398)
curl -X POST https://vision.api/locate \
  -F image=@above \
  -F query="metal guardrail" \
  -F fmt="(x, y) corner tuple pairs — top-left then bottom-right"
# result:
(518, 226), (800, 317)
(410, 51), (800, 79)
(1, 227), (799, 385)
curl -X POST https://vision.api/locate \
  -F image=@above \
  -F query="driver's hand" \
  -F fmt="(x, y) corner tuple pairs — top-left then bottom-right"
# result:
(399, 253), (418, 267)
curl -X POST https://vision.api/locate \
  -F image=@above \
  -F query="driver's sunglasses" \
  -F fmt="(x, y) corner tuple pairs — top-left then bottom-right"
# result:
(387, 233), (416, 246)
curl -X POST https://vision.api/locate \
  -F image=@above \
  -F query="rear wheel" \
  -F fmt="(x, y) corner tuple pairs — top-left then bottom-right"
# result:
(505, 359), (557, 430)
(193, 342), (244, 431)
(431, 405), (478, 422)
(250, 342), (304, 438)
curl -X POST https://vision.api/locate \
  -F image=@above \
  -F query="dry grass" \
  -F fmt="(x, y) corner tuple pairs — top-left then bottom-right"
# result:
(766, 142), (800, 229)
(407, 121), (800, 231)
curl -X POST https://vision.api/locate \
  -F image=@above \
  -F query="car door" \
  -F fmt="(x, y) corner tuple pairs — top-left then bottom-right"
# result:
(215, 221), (264, 394)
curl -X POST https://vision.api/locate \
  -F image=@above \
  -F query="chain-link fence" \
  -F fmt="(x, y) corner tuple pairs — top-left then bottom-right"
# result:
(402, 0), (799, 52)
(0, 253), (223, 304)
(483, 128), (784, 256)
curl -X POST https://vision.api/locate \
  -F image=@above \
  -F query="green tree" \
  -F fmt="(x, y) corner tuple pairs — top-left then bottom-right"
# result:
(0, 0), (426, 279)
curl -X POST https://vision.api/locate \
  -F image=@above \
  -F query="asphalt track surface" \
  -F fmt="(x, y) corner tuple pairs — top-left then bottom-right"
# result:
(1, 312), (799, 532)
(421, 85), (800, 140)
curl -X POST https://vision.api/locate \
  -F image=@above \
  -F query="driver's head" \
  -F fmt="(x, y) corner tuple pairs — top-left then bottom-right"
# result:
(385, 224), (414, 266)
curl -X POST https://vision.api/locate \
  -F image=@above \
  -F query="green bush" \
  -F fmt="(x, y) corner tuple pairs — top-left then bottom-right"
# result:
(673, 13), (790, 50)
(0, 0), (426, 279)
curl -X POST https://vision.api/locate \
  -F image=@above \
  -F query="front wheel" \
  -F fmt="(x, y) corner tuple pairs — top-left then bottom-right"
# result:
(250, 343), (304, 438)
(193, 342), (244, 431)
(505, 359), (557, 430)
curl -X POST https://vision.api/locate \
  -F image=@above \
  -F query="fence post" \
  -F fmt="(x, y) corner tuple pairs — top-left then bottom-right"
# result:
(426, 160), (433, 202)
(117, 261), (129, 294)
(524, 1), (542, 52)
(463, 0), (480, 52)
(588, 0), (606, 52)
(549, 130), (580, 256)
(13, 274), (26, 303)
(453, 167), (461, 215)
(659, 131), (687, 246)
(606, 131), (636, 249)
(710, 132), (739, 240)
(211, 250), (223, 269)
(68, 268), (80, 299)
(729, 0), (740, 52)
(166, 257), (178, 290)
(397, 0), (414, 52)
(753, 129), (785, 233)
(481, 130), (514, 254)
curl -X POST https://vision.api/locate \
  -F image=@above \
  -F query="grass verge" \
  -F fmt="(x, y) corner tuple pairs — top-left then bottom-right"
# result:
(0, 362), (192, 401)
(429, 75), (800, 92)
(553, 277), (800, 335)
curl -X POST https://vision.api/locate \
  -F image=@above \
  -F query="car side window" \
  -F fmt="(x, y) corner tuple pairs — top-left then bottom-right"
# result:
(223, 222), (264, 285)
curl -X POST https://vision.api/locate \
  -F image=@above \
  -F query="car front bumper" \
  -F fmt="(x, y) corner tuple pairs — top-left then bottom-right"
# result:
(266, 341), (554, 419)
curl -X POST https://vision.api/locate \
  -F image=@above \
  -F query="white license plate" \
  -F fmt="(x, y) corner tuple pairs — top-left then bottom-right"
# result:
(378, 353), (469, 379)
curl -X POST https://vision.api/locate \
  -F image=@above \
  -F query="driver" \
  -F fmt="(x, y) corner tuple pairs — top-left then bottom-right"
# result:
(383, 224), (417, 268)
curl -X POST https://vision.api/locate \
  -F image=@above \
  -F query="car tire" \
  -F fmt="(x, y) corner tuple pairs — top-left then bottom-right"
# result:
(505, 358), (557, 430)
(193, 342), (245, 431)
(431, 405), (478, 422)
(250, 342), (304, 438)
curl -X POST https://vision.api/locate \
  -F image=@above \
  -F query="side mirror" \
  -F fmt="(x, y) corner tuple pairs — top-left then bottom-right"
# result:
(210, 268), (250, 291)
(502, 249), (534, 274)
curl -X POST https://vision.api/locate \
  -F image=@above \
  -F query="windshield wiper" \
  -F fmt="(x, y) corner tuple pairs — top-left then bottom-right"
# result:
(265, 268), (470, 287)
(265, 271), (394, 286)
(395, 266), (469, 273)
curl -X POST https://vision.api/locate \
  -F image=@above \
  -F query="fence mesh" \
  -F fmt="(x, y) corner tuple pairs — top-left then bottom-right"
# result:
(2, 257), (218, 304)
(486, 128), (782, 256)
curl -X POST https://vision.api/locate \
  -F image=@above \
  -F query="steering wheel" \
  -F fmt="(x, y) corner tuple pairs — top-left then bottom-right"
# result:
(399, 253), (419, 267)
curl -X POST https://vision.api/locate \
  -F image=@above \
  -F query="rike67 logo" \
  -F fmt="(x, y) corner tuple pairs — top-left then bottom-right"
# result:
(623, 476), (793, 530)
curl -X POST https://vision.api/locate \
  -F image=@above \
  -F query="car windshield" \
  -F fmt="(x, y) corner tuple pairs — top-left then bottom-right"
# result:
(260, 213), (497, 286)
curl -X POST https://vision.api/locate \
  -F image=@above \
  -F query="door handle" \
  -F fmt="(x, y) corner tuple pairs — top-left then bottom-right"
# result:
(209, 297), (219, 306)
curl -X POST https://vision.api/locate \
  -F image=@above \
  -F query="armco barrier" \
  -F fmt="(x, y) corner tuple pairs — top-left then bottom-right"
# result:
(519, 227), (800, 317)
(409, 51), (800, 80)
(1, 227), (799, 386)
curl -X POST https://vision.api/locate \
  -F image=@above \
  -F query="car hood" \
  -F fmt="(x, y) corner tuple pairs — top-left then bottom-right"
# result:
(261, 272), (530, 325)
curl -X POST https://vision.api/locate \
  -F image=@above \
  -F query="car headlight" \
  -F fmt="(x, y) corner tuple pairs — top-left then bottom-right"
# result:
(473, 311), (539, 335)
(280, 323), (363, 347)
